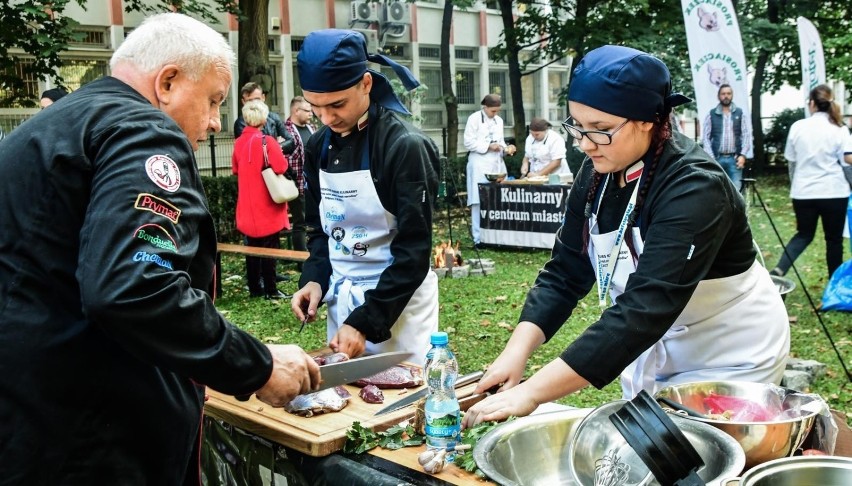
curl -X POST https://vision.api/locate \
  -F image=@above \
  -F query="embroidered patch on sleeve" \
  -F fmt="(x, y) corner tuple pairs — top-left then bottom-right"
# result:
(134, 193), (181, 223)
(145, 154), (181, 192)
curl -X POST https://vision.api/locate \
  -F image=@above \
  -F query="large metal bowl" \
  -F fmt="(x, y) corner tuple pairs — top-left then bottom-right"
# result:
(722, 456), (852, 485)
(485, 172), (507, 182)
(655, 381), (820, 469)
(472, 407), (745, 486)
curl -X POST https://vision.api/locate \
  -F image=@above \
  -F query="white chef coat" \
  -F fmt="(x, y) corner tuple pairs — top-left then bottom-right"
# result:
(524, 129), (569, 175)
(464, 110), (508, 206)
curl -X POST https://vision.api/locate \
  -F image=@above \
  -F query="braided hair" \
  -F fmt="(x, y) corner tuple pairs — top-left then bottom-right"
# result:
(581, 109), (674, 261)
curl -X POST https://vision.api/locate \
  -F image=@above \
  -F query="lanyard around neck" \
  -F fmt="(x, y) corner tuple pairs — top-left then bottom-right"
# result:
(594, 170), (642, 308)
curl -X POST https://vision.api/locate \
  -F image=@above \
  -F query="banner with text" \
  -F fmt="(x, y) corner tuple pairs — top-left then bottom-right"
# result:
(479, 183), (570, 249)
(681, 0), (753, 156)
(796, 17), (826, 117)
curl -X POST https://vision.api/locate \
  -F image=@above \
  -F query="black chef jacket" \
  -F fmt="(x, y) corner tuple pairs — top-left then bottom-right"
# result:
(0, 77), (273, 484)
(300, 104), (440, 343)
(520, 132), (755, 388)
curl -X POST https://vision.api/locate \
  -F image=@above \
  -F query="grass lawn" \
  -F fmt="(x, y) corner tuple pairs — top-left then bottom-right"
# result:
(214, 174), (851, 423)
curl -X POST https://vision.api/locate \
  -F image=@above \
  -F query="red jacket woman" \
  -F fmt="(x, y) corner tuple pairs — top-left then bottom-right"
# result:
(232, 99), (290, 298)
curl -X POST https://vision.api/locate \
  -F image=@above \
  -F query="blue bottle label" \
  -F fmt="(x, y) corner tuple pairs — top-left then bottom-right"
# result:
(424, 409), (461, 439)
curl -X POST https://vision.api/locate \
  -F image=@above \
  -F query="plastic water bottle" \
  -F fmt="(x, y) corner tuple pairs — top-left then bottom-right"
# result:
(424, 332), (461, 460)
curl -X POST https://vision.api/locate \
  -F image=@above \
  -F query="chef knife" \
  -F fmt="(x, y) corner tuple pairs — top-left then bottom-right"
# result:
(236, 350), (413, 401)
(373, 370), (484, 416)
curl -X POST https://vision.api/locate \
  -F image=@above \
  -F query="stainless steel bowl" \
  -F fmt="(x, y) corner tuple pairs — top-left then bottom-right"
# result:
(472, 407), (746, 486)
(722, 456), (852, 485)
(485, 172), (507, 182)
(655, 381), (820, 469)
(770, 275), (795, 300)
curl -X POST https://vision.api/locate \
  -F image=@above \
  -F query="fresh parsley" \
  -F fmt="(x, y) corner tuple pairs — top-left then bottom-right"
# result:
(343, 421), (425, 454)
(455, 417), (516, 477)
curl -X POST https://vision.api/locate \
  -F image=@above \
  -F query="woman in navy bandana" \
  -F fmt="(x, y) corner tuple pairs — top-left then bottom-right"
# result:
(464, 45), (789, 428)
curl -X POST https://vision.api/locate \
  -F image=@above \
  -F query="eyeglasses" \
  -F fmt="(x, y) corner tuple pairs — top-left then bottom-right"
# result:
(561, 119), (629, 146)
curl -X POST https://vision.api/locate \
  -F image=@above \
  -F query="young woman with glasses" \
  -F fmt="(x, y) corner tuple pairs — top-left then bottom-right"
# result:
(463, 45), (790, 428)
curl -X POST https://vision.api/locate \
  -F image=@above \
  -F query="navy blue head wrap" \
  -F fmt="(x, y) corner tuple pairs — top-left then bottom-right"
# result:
(297, 29), (419, 115)
(568, 45), (690, 122)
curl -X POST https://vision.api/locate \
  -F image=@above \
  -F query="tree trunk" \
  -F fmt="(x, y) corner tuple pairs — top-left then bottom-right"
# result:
(237, 0), (270, 93)
(498, 0), (525, 144)
(441, 1), (459, 158)
(750, 49), (768, 173)
(749, 0), (780, 174)
(568, 0), (592, 84)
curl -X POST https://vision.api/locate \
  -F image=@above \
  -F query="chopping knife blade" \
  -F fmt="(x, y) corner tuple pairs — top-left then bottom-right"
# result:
(373, 370), (484, 416)
(317, 351), (412, 391)
(236, 350), (412, 401)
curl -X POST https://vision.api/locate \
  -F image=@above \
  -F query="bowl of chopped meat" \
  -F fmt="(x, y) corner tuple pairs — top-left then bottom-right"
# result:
(655, 381), (823, 469)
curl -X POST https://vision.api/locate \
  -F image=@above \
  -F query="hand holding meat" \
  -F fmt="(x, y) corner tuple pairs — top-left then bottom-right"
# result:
(291, 281), (322, 323)
(254, 345), (321, 407)
(330, 324), (366, 358)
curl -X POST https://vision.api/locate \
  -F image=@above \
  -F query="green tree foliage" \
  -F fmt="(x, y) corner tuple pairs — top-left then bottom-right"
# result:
(0, 0), (237, 108)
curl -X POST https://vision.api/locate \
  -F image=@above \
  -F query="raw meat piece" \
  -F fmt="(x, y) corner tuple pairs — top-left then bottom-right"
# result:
(703, 393), (779, 422)
(355, 365), (423, 389)
(359, 384), (384, 404)
(284, 386), (351, 417)
(312, 352), (350, 366)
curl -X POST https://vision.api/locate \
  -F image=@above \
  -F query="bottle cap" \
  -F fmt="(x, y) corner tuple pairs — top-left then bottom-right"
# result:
(430, 331), (448, 345)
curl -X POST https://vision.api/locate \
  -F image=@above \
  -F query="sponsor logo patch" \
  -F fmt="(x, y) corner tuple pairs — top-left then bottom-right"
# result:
(133, 251), (174, 270)
(351, 226), (368, 239)
(145, 154), (181, 192)
(134, 193), (181, 223)
(352, 242), (369, 257)
(134, 224), (178, 253)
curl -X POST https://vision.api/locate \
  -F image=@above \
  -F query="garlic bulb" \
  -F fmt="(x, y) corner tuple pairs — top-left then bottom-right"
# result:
(421, 449), (447, 474)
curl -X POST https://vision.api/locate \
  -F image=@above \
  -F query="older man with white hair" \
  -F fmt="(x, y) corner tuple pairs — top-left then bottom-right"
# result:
(0, 13), (319, 483)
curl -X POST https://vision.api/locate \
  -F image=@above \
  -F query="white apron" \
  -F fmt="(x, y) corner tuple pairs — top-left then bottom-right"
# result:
(588, 173), (789, 399)
(465, 112), (507, 207)
(318, 127), (438, 365)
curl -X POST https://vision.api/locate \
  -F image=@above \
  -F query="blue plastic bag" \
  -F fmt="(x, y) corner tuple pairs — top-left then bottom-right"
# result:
(822, 260), (852, 312)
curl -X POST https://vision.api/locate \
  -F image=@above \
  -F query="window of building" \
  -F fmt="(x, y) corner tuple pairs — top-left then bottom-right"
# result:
(70, 27), (109, 48)
(521, 71), (537, 122)
(548, 70), (568, 121)
(58, 59), (109, 92)
(456, 69), (476, 105)
(0, 60), (41, 108)
(419, 68), (443, 104)
(419, 46), (440, 59)
(383, 44), (406, 58)
(488, 71), (512, 125)
(455, 47), (476, 62)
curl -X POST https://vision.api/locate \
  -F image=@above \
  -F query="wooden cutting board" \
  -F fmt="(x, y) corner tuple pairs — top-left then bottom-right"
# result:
(203, 364), (480, 457)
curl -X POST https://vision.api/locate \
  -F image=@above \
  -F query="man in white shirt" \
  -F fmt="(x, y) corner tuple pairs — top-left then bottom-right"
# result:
(520, 117), (569, 178)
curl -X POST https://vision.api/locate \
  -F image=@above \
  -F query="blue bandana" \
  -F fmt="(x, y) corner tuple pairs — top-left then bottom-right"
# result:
(296, 29), (419, 115)
(568, 45), (691, 122)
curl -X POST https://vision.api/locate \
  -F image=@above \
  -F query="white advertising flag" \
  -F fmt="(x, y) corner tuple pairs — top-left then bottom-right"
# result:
(681, 0), (752, 156)
(796, 17), (826, 117)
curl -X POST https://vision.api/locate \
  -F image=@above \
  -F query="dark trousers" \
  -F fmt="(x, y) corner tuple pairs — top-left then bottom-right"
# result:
(245, 233), (280, 296)
(774, 197), (848, 279)
(288, 194), (307, 251)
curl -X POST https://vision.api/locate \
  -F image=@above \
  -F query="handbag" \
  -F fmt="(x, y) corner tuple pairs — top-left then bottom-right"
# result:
(260, 135), (298, 203)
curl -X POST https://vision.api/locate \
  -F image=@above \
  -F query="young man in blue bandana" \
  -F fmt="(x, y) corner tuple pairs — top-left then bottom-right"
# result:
(291, 30), (440, 364)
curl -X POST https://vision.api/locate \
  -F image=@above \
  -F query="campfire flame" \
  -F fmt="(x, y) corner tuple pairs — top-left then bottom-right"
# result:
(434, 240), (463, 268)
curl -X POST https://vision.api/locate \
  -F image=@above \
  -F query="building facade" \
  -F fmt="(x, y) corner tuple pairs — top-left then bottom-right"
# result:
(0, 0), (573, 158)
